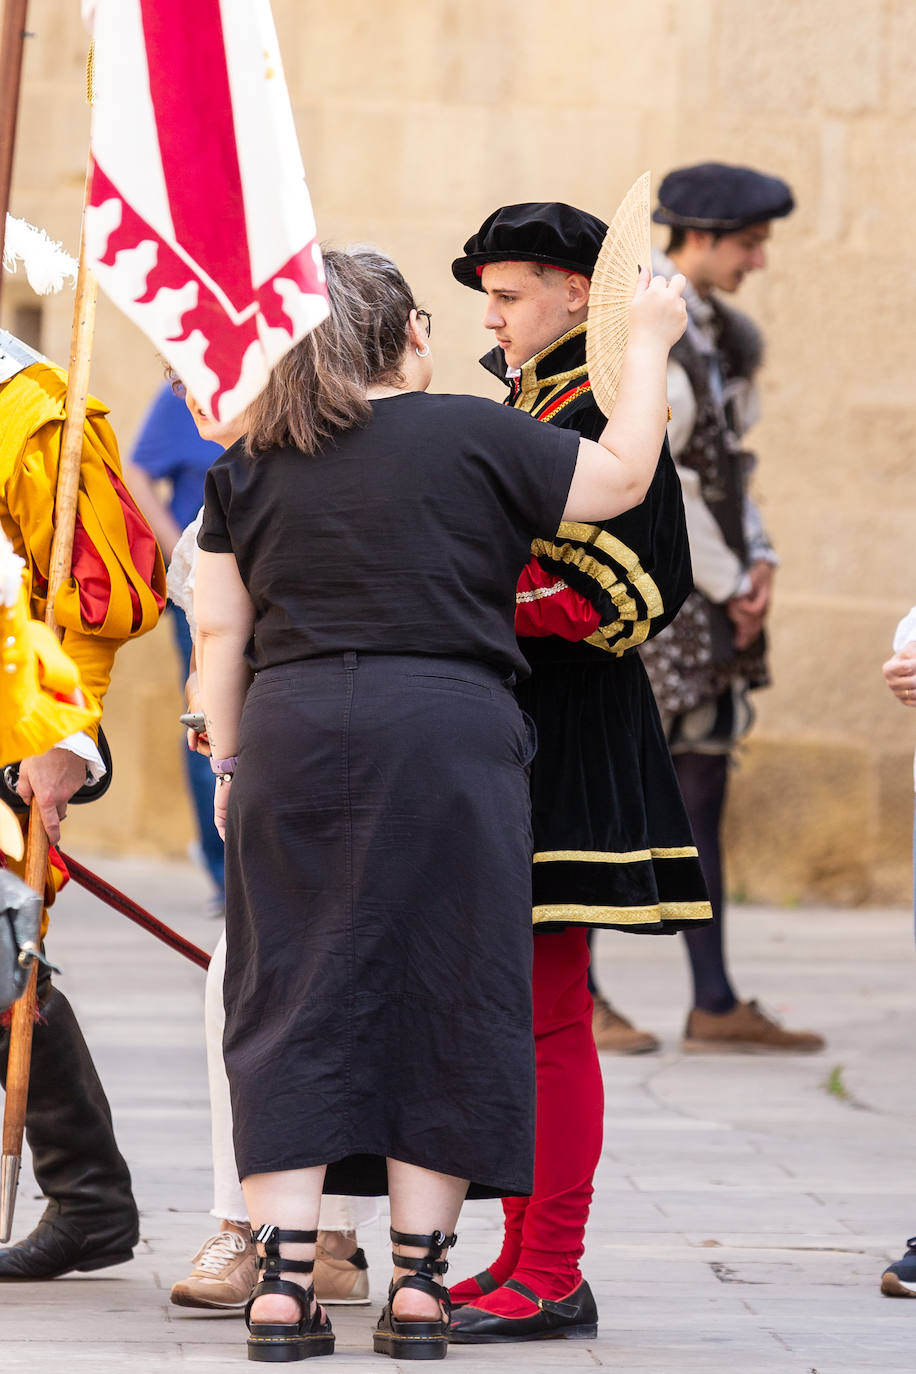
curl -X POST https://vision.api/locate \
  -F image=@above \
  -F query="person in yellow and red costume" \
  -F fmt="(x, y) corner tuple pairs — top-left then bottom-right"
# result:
(0, 328), (165, 1278)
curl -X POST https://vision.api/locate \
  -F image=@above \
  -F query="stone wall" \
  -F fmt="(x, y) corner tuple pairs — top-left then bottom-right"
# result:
(5, 0), (914, 902)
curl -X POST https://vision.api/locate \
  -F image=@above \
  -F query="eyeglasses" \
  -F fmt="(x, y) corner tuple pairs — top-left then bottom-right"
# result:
(416, 308), (432, 337)
(165, 366), (187, 398)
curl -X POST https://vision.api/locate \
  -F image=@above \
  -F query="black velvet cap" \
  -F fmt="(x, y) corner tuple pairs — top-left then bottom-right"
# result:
(452, 202), (608, 291)
(653, 162), (795, 232)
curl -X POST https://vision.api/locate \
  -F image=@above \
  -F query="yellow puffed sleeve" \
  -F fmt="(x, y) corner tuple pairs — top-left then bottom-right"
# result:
(0, 568), (99, 766)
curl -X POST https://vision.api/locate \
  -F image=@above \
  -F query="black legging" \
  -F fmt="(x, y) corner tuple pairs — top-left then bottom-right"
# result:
(675, 751), (736, 1013)
(587, 750), (737, 1014)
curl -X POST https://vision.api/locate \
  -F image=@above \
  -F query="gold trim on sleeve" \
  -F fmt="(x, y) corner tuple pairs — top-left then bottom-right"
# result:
(552, 522), (665, 619)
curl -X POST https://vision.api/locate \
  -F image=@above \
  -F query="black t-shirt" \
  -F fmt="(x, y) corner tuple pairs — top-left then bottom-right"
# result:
(198, 391), (578, 678)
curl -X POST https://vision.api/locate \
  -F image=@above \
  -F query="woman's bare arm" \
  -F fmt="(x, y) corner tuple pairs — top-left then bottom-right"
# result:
(195, 550), (255, 834)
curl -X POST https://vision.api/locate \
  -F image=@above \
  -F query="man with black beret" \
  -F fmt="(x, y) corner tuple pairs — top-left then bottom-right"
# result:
(612, 162), (823, 1054)
(446, 202), (712, 1343)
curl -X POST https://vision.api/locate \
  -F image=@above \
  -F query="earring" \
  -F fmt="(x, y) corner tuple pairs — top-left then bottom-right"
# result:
(415, 344), (431, 358)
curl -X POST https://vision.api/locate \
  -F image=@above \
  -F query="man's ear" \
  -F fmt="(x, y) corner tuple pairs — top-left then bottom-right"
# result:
(566, 272), (591, 312)
(686, 228), (715, 253)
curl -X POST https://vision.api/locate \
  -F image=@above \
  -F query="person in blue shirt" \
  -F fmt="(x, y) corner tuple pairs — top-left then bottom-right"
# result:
(125, 382), (224, 902)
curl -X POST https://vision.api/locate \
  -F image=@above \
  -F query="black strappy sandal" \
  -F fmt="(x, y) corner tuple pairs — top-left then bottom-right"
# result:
(246, 1225), (335, 1363)
(373, 1228), (457, 1361)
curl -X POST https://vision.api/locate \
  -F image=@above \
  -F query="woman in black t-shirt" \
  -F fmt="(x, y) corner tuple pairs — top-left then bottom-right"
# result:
(195, 248), (685, 1363)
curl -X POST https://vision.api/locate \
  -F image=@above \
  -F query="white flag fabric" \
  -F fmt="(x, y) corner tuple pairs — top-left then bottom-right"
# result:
(85, 0), (328, 421)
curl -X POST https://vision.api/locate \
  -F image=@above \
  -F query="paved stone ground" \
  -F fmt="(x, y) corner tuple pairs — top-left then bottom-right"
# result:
(1, 854), (914, 1372)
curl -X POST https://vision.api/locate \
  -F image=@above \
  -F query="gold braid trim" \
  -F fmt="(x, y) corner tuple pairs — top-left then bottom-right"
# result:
(515, 322), (589, 405)
(530, 539), (637, 622)
(533, 901), (713, 926)
(534, 847), (700, 864)
(553, 522), (665, 619)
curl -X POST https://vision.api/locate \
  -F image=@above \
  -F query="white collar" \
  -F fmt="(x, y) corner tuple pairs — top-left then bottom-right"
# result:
(0, 330), (45, 384)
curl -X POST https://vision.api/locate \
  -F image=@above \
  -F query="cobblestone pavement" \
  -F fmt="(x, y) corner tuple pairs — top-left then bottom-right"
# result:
(0, 854), (914, 1372)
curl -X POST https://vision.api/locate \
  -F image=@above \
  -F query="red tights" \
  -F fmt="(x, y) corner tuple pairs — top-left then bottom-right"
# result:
(452, 926), (604, 1317)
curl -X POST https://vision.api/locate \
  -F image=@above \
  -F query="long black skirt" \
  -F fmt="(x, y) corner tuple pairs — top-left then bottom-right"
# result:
(223, 653), (537, 1200)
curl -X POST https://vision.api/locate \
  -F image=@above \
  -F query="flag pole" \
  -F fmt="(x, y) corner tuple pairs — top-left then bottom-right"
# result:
(0, 139), (98, 1241)
(0, 0), (31, 318)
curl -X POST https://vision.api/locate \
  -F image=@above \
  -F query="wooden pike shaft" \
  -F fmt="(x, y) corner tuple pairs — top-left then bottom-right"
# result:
(0, 0), (31, 318)
(0, 0), (32, 1241)
(0, 178), (98, 1240)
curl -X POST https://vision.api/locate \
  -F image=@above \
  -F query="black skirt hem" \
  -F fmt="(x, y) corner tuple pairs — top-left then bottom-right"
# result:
(236, 1144), (531, 1203)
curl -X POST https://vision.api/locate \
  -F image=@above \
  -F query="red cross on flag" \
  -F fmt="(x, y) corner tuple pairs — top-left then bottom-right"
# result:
(83, 0), (329, 422)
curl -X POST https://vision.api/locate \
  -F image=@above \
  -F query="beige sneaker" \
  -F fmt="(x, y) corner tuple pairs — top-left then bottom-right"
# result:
(170, 1229), (257, 1309)
(682, 999), (826, 1054)
(313, 1236), (370, 1305)
(592, 995), (660, 1054)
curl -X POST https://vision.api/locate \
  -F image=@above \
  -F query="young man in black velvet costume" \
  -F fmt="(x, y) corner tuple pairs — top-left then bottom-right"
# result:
(446, 202), (710, 1344)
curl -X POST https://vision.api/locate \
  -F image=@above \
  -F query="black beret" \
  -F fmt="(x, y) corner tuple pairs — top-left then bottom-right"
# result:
(653, 162), (795, 232)
(452, 202), (608, 291)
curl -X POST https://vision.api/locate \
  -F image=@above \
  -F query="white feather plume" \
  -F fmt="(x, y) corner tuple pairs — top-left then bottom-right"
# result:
(3, 215), (78, 295)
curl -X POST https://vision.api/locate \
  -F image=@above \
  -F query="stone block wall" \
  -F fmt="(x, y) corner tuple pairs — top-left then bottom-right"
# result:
(5, 0), (914, 903)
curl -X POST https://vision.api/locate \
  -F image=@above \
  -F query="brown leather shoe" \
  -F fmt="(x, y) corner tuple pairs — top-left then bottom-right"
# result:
(592, 995), (660, 1054)
(313, 1236), (370, 1305)
(682, 999), (825, 1054)
(170, 1229), (257, 1309)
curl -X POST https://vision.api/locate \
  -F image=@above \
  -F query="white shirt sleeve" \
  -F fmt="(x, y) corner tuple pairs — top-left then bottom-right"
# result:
(166, 508), (204, 642)
(54, 731), (105, 781)
(743, 491), (779, 567)
(666, 360), (697, 461)
(676, 465), (748, 603)
(893, 607), (916, 654)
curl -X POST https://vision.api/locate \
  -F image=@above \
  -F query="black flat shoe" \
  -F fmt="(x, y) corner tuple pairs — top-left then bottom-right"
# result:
(448, 1267), (499, 1308)
(374, 1227), (457, 1361)
(447, 1277), (598, 1344)
(246, 1225), (334, 1363)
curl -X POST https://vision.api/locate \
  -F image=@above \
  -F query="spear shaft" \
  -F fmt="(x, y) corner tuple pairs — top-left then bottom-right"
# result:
(0, 169), (98, 1243)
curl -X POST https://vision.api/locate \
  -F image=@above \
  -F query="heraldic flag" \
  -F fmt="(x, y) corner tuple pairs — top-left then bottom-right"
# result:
(84, 0), (329, 422)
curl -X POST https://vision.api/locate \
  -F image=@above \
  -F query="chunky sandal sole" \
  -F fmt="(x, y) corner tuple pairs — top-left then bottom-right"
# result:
(248, 1326), (335, 1362)
(373, 1328), (447, 1360)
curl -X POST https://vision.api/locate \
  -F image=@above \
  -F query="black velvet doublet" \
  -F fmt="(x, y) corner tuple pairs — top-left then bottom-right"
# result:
(486, 323), (713, 933)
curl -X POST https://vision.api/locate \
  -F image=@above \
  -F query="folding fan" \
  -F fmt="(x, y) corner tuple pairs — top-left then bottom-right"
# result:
(586, 171), (652, 418)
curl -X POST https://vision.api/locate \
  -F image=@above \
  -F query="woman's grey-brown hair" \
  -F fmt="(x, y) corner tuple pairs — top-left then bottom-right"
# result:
(245, 247), (418, 455)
